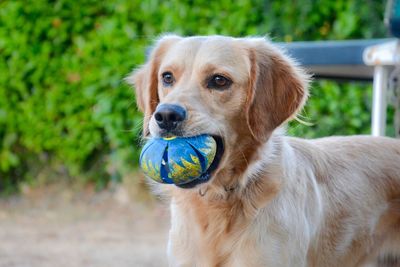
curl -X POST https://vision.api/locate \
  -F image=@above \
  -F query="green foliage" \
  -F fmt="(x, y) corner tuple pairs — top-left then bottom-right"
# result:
(0, 0), (387, 192)
(288, 81), (374, 138)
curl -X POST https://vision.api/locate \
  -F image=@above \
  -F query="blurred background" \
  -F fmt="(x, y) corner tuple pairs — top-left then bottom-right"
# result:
(0, 0), (391, 266)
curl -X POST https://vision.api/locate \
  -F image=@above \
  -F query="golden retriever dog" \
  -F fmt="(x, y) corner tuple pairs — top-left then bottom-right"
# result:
(128, 35), (400, 267)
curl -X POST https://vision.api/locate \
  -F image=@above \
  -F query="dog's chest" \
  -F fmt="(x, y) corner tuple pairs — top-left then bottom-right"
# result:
(168, 198), (268, 267)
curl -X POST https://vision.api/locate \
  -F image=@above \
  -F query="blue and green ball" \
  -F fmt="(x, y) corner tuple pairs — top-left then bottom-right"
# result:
(139, 134), (218, 186)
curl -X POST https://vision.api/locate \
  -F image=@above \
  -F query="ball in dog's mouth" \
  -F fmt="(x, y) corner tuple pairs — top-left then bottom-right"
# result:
(139, 134), (224, 188)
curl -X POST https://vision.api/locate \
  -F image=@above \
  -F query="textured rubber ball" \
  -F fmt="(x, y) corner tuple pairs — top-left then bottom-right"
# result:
(139, 135), (217, 185)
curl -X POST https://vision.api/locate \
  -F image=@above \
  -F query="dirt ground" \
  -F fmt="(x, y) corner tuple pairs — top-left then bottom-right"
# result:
(0, 184), (170, 267)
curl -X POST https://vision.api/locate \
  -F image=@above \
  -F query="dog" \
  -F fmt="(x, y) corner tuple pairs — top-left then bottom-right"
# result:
(128, 35), (400, 267)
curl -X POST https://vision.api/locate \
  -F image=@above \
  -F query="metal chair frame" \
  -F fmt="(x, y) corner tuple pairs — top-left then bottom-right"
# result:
(281, 39), (400, 137)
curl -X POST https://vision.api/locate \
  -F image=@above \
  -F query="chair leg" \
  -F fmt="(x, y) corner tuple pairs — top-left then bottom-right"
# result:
(372, 66), (389, 136)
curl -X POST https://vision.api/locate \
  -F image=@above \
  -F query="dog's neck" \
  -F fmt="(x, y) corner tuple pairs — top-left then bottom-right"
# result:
(170, 128), (285, 217)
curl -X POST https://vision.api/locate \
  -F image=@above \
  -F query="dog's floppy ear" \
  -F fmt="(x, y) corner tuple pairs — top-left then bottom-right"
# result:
(126, 35), (181, 136)
(245, 38), (309, 142)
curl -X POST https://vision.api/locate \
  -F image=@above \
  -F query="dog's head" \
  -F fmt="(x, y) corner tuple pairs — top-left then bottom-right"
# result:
(127, 35), (308, 189)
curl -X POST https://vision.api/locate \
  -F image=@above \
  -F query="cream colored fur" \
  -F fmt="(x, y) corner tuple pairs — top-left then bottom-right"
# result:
(128, 35), (400, 267)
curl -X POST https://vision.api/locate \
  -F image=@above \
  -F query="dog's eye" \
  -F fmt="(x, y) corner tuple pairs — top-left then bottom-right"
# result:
(207, 74), (232, 90)
(162, 72), (175, 86)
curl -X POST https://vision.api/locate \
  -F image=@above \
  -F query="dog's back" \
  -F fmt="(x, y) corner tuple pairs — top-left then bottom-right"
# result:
(290, 136), (400, 266)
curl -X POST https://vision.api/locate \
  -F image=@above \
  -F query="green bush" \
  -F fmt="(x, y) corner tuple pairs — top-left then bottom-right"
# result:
(0, 0), (387, 193)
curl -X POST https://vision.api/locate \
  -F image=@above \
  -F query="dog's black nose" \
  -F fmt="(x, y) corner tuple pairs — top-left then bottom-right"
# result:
(154, 104), (186, 131)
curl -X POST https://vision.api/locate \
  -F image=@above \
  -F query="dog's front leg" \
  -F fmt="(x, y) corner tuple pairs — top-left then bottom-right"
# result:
(167, 201), (195, 267)
(167, 200), (216, 267)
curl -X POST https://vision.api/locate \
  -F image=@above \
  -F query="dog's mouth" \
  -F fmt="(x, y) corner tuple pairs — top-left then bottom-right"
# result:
(176, 135), (224, 189)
